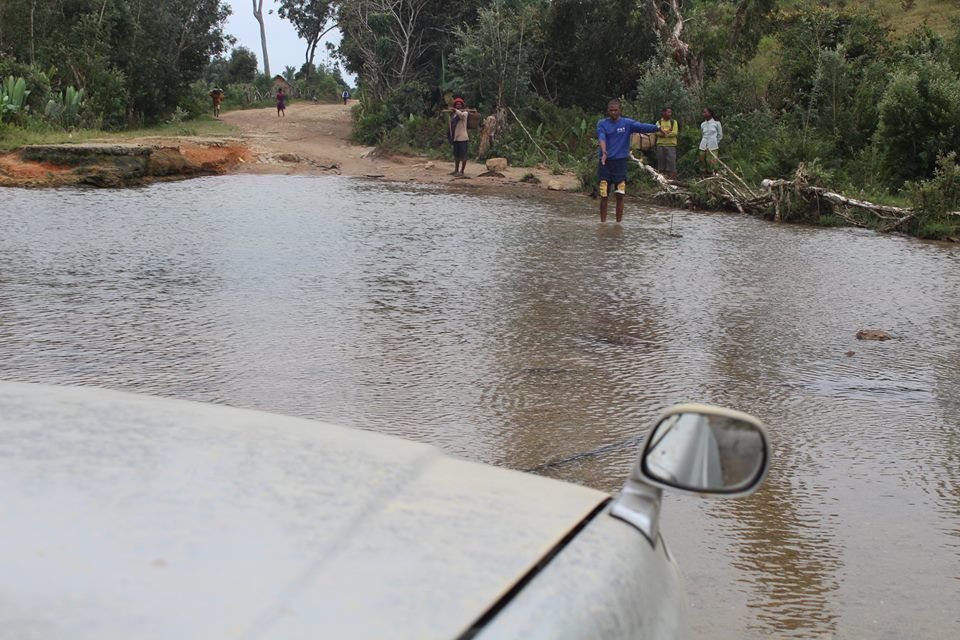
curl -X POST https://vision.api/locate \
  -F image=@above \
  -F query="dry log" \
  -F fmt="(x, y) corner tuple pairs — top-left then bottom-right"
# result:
(629, 153), (680, 193)
(625, 157), (943, 236)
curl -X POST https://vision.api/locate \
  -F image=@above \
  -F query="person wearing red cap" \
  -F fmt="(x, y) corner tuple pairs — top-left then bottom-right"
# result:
(447, 97), (470, 176)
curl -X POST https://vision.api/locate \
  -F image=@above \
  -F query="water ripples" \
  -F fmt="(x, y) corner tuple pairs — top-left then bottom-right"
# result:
(3, 175), (959, 638)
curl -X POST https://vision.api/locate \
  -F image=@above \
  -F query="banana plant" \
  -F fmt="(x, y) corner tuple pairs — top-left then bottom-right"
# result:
(0, 76), (31, 123)
(45, 86), (85, 125)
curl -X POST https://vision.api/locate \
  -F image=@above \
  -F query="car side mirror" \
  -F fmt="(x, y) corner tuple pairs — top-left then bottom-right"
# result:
(611, 404), (770, 544)
(640, 406), (769, 496)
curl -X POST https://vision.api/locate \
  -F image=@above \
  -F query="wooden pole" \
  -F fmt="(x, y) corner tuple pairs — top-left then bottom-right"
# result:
(507, 107), (552, 162)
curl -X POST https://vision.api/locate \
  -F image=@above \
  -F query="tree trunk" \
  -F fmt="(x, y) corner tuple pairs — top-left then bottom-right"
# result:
(645, 0), (703, 92)
(253, 0), (271, 77)
(29, 0), (36, 65)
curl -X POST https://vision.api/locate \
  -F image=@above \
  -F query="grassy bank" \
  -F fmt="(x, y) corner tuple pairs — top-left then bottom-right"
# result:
(0, 116), (238, 153)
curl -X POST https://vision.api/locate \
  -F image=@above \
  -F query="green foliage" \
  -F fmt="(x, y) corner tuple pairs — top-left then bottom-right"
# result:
(874, 57), (960, 186)
(225, 47), (259, 85)
(294, 63), (343, 101)
(83, 66), (127, 129)
(909, 153), (960, 238)
(223, 83), (261, 107)
(44, 86), (85, 127)
(0, 58), (52, 113)
(635, 56), (698, 122)
(379, 114), (448, 155)
(177, 81), (212, 119)
(0, 0), (232, 126)
(769, 9), (890, 112)
(536, 0), (656, 110)
(351, 97), (392, 146)
(351, 81), (433, 145)
(451, 1), (534, 111)
(0, 76), (31, 122)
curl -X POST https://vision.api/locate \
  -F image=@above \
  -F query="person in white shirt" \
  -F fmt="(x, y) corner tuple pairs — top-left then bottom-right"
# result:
(698, 107), (723, 174)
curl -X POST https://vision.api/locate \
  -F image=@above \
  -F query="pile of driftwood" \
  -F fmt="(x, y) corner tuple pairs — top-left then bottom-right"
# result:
(630, 154), (958, 236)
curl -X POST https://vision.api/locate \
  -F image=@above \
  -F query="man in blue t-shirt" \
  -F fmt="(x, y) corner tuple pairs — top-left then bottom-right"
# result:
(597, 98), (661, 222)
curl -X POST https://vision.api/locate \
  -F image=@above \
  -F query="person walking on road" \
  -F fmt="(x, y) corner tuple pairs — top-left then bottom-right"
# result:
(596, 98), (662, 223)
(698, 107), (722, 174)
(656, 107), (679, 180)
(342, 89), (350, 105)
(276, 88), (286, 117)
(209, 87), (224, 118)
(448, 97), (470, 177)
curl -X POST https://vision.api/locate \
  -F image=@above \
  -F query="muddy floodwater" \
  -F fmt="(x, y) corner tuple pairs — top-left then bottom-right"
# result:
(3, 175), (959, 638)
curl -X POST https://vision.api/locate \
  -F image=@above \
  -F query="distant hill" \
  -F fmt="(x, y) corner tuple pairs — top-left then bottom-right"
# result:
(786, 0), (959, 35)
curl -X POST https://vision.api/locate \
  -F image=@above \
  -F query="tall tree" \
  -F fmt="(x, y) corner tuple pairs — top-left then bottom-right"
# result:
(337, 0), (432, 101)
(252, 0), (270, 77)
(278, 1), (335, 80)
(644, 0), (702, 91)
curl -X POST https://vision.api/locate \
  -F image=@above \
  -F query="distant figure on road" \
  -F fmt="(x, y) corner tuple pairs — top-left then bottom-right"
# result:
(209, 87), (224, 118)
(342, 89), (350, 105)
(447, 97), (470, 177)
(276, 88), (286, 117)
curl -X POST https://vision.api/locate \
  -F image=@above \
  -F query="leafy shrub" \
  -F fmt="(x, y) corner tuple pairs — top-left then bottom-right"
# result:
(874, 58), (960, 186)
(178, 81), (212, 119)
(223, 83), (259, 107)
(635, 57), (698, 122)
(380, 114), (448, 155)
(0, 76), (30, 123)
(85, 66), (127, 129)
(910, 153), (960, 239)
(44, 86), (84, 127)
(352, 100), (392, 146)
(352, 81), (434, 145)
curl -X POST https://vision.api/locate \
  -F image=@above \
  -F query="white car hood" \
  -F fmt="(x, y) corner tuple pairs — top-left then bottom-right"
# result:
(0, 383), (607, 639)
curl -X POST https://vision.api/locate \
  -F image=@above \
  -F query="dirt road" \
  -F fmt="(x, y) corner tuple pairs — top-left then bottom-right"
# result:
(222, 101), (579, 191)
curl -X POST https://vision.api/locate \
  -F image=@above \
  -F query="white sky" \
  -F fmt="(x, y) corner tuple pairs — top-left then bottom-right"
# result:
(224, 3), (354, 84)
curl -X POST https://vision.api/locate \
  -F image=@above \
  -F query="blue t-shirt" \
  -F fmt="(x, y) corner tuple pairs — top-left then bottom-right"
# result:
(597, 117), (660, 160)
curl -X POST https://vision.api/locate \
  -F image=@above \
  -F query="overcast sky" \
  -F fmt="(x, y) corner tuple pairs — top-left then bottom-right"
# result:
(224, 3), (354, 84)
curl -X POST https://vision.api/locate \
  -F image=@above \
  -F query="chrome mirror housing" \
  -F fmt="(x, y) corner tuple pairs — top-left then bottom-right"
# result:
(611, 404), (770, 544)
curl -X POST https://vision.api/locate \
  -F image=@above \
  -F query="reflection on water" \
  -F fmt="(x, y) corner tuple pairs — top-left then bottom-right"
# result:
(3, 175), (959, 638)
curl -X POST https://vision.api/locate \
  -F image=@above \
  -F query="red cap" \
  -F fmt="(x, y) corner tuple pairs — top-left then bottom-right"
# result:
(453, 98), (465, 106)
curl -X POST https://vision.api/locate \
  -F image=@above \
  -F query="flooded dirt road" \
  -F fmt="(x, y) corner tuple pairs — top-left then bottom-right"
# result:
(3, 175), (959, 638)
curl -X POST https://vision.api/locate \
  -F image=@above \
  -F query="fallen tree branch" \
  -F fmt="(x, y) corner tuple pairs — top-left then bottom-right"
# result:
(623, 156), (951, 237)
(629, 153), (680, 193)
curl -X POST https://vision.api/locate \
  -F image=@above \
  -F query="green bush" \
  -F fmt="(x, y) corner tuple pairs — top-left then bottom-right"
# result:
(910, 153), (960, 239)
(380, 114), (448, 155)
(0, 76), (30, 123)
(85, 66), (127, 129)
(352, 100), (392, 146)
(636, 57), (698, 122)
(44, 86), (85, 127)
(178, 81), (212, 119)
(874, 58), (960, 187)
(352, 81), (433, 145)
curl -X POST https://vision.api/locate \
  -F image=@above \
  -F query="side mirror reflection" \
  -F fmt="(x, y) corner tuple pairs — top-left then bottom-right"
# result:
(641, 409), (768, 495)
